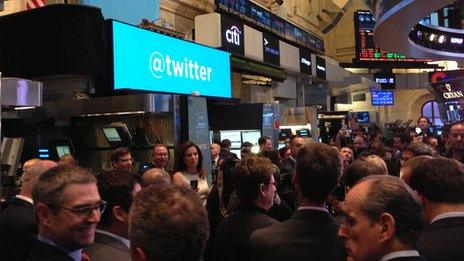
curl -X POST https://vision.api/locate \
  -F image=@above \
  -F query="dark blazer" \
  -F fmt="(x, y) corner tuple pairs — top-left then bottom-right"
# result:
(0, 197), (37, 261)
(211, 204), (278, 261)
(28, 240), (74, 261)
(85, 231), (131, 261)
(250, 209), (346, 261)
(418, 216), (464, 261)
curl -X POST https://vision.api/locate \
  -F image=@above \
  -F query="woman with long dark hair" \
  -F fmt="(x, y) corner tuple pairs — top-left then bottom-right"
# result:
(172, 141), (209, 205)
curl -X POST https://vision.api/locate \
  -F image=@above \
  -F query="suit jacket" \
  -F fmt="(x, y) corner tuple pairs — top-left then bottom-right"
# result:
(0, 197), (37, 261)
(85, 231), (131, 261)
(418, 216), (464, 261)
(387, 257), (426, 261)
(211, 204), (278, 261)
(250, 209), (346, 261)
(28, 240), (74, 261)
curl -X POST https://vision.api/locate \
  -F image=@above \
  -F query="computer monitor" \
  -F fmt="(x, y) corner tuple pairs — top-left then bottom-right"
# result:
(101, 123), (133, 148)
(296, 128), (310, 137)
(102, 127), (122, 142)
(56, 145), (71, 158)
(356, 111), (370, 123)
(279, 128), (292, 140)
(241, 130), (261, 145)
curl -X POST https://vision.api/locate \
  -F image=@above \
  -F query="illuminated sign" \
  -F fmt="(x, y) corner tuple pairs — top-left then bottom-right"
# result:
(371, 90), (394, 106)
(299, 48), (312, 74)
(111, 20), (231, 98)
(315, 56), (326, 80)
(432, 79), (464, 102)
(263, 33), (280, 66)
(374, 73), (396, 89)
(221, 15), (244, 55)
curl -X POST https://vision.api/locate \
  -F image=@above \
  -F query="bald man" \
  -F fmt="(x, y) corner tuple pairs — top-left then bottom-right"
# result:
(0, 160), (58, 261)
(142, 168), (172, 187)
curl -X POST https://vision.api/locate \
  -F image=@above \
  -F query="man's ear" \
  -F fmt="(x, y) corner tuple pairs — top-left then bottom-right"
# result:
(132, 246), (147, 261)
(36, 203), (53, 228)
(378, 213), (395, 243)
(112, 206), (128, 223)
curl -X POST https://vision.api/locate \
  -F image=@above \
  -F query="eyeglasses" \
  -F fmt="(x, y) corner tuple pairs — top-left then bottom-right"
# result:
(48, 201), (107, 218)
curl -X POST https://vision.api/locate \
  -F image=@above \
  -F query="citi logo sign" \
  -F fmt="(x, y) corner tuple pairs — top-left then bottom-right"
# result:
(149, 51), (213, 82)
(225, 26), (241, 46)
(301, 58), (311, 66)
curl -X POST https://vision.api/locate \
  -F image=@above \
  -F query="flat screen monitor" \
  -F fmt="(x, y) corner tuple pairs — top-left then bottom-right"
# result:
(56, 145), (71, 158)
(102, 127), (122, 142)
(371, 90), (394, 106)
(296, 128), (310, 137)
(219, 130), (242, 149)
(241, 130), (261, 145)
(374, 73), (396, 89)
(356, 111), (370, 123)
(277, 143), (286, 149)
(279, 128), (292, 140)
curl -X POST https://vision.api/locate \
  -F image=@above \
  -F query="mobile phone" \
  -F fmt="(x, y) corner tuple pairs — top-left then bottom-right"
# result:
(190, 180), (198, 190)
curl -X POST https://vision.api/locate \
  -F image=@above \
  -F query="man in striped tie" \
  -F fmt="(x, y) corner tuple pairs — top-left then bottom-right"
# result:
(26, 0), (46, 10)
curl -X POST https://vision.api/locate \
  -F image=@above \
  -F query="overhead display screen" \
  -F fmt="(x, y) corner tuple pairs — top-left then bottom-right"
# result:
(371, 90), (394, 106)
(354, 10), (431, 62)
(111, 20), (231, 98)
(215, 0), (324, 53)
(263, 32), (280, 66)
(374, 73), (396, 89)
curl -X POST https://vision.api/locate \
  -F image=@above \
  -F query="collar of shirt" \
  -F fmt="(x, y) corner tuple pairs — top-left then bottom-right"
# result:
(96, 229), (130, 249)
(15, 195), (33, 204)
(37, 235), (82, 261)
(431, 211), (464, 224)
(380, 250), (420, 261)
(297, 206), (329, 213)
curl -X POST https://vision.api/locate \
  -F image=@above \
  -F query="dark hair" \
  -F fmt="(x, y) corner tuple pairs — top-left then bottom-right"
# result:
(417, 116), (431, 125)
(129, 185), (209, 261)
(174, 141), (206, 179)
(260, 149), (281, 167)
(360, 176), (423, 249)
(296, 143), (341, 204)
(258, 136), (270, 146)
(404, 142), (435, 157)
(96, 170), (138, 228)
(344, 160), (385, 188)
(235, 157), (274, 203)
(220, 139), (231, 148)
(394, 134), (412, 145)
(409, 157), (464, 203)
(110, 147), (131, 163)
(278, 147), (290, 159)
(241, 141), (253, 149)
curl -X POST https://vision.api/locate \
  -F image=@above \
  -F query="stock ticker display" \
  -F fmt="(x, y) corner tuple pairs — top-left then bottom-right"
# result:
(354, 10), (430, 62)
(216, 0), (324, 54)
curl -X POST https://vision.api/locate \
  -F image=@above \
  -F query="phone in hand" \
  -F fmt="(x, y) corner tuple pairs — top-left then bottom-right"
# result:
(190, 180), (198, 190)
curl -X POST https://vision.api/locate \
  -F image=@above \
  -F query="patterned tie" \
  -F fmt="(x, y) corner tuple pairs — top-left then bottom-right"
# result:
(81, 251), (91, 261)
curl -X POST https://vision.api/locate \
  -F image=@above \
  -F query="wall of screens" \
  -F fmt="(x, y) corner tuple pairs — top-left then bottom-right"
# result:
(354, 10), (431, 62)
(216, 0), (324, 54)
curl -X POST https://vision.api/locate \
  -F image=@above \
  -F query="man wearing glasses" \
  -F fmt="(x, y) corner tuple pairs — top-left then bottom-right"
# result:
(110, 147), (134, 173)
(338, 175), (424, 261)
(29, 165), (105, 261)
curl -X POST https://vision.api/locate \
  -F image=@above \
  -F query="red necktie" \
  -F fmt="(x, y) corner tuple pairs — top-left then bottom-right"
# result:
(81, 251), (91, 261)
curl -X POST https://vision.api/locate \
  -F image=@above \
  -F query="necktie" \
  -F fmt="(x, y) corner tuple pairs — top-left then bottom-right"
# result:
(81, 251), (91, 261)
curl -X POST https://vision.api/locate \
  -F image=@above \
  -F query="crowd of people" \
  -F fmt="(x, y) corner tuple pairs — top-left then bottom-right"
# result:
(0, 116), (463, 260)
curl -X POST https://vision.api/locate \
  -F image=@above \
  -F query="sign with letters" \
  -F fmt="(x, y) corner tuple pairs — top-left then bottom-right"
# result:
(221, 15), (245, 56)
(315, 55), (326, 80)
(299, 48), (312, 74)
(262, 33), (280, 66)
(111, 20), (231, 98)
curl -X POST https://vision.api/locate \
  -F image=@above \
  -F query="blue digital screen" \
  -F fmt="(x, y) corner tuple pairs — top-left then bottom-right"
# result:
(111, 20), (232, 98)
(371, 90), (394, 106)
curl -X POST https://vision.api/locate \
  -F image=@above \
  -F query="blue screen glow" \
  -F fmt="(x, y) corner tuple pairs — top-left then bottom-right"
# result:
(112, 20), (232, 98)
(371, 90), (394, 106)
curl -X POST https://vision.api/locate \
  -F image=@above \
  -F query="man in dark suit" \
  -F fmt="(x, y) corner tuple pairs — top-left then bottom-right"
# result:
(250, 143), (346, 260)
(212, 157), (278, 261)
(28, 165), (104, 261)
(278, 135), (306, 210)
(85, 170), (141, 261)
(339, 176), (424, 261)
(0, 159), (57, 261)
(409, 157), (464, 260)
